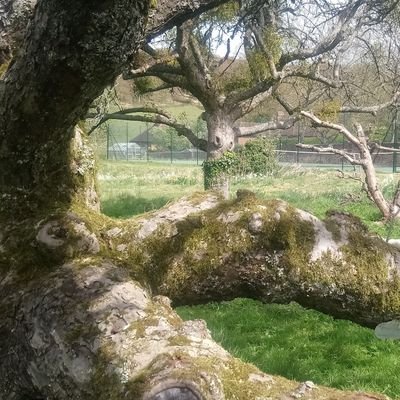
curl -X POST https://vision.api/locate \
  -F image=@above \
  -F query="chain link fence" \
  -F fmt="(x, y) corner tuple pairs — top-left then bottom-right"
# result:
(100, 121), (400, 172)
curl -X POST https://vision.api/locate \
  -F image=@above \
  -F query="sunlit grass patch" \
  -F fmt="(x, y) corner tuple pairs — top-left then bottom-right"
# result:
(97, 161), (400, 236)
(101, 194), (171, 218)
(176, 299), (400, 399)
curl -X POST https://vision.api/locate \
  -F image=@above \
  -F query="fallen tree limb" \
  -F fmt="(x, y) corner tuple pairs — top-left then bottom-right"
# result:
(1, 191), (398, 398)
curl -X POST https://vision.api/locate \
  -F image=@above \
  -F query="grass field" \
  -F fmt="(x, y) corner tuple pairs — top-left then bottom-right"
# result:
(98, 160), (400, 237)
(97, 160), (400, 398)
(177, 299), (400, 399)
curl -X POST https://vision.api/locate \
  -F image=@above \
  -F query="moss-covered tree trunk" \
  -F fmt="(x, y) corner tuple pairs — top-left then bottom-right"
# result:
(2, 188), (399, 399)
(0, 1), (398, 399)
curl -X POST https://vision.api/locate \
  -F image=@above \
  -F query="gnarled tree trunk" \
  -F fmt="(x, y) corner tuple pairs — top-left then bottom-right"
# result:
(203, 110), (236, 197)
(0, 1), (397, 399)
(1, 190), (398, 399)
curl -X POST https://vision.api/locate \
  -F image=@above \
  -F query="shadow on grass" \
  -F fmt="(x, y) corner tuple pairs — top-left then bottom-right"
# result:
(101, 194), (171, 218)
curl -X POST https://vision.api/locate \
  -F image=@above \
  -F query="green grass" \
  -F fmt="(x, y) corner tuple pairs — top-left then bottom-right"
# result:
(98, 161), (203, 218)
(97, 160), (400, 237)
(101, 194), (171, 218)
(176, 299), (400, 399)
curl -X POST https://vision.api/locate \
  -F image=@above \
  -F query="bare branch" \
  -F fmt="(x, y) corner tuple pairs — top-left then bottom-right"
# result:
(340, 91), (400, 115)
(300, 110), (361, 147)
(274, 91), (298, 115)
(279, 0), (366, 66)
(225, 77), (276, 108)
(232, 85), (277, 119)
(369, 143), (400, 153)
(125, 53), (179, 77)
(86, 108), (207, 151)
(286, 70), (342, 89)
(237, 116), (299, 137)
(218, 38), (231, 67)
(297, 143), (364, 165)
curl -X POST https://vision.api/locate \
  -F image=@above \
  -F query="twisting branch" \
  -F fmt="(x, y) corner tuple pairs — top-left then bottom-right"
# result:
(340, 91), (400, 115)
(300, 112), (397, 220)
(238, 116), (299, 137)
(135, 82), (174, 94)
(123, 61), (183, 80)
(125, 53), (179, 77)
(86, 108), (207, 152)
(279, 0), (366, 66)
(297, 143), (364, 165)
(300, 111), (361, 146)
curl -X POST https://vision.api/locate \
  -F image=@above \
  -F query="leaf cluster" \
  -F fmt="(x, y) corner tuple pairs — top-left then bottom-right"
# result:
(247, 28), (282, 82)
(314, 99), (342, 122)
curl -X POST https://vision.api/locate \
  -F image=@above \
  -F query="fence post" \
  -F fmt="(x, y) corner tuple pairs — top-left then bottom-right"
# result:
(394, 112), (398, 173)
(170, 130), (173, 164)
(146, 125), (149, 162)
(106, 124), (110, 160)
(126, 122), (129, 161)
(296, 123), (300, 164)
(342, 133), (345, 171)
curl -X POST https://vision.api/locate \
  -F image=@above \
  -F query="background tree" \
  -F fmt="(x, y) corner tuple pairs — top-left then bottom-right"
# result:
(294, 15), (400, 221)
(90, 0), (399, 194)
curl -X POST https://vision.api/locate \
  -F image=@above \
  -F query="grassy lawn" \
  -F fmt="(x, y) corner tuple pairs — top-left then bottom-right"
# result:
(98, 161), (203, 218)
(98, 160), (400, 237)
(176, 299), (400, 399)
(97, 160), (400, 398)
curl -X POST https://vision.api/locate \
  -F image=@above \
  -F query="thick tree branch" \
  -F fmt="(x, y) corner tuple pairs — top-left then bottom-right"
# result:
(2, 193), (397, 398)
(238, 116), (299, 137)
(252, 27), (281, 80)
(300, 111), (361, 147)
(297, 143), (364, 165)
(146, 0), (232, 40)
(125, 53), (179, 77)
(175, 21), (220, 109)
(340, 91), (400, 115)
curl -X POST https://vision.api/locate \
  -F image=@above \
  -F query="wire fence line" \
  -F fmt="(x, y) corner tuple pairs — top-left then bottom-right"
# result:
(103, 123), (400, 172)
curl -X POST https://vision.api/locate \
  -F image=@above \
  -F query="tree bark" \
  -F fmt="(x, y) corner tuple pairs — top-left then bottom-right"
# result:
(0, 1), (398, 399)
